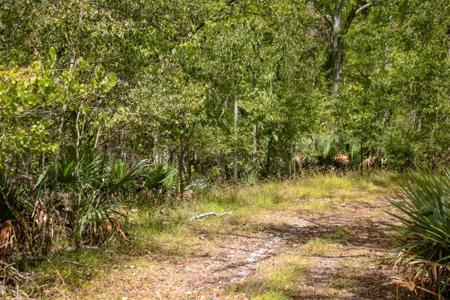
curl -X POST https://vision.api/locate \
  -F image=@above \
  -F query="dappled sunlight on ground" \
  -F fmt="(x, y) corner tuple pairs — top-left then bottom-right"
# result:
(36, 174), (414, 299)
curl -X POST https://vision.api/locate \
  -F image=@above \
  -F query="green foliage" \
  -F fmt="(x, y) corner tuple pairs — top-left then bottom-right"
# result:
(36, 146), (149, 245)
(300, 133), (337, 166)
(0, 49), (117, 172)
(143, 164), (178, 190)
(389, 171), (450, 297)
(0, 0), (449, 295)
(390, 172), (450, 262)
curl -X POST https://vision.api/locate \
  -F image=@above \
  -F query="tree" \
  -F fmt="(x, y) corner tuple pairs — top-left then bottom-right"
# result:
(311, 0), (375, 95)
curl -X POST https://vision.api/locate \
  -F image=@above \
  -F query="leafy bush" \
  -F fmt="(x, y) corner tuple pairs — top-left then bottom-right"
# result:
(389, 171), (450, 298)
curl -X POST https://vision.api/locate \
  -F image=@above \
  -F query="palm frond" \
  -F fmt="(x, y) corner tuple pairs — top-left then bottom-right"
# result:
(389, 171), (450, 298)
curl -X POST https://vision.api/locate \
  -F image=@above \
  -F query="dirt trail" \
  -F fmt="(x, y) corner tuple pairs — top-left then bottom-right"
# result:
(73, 200), (404, 299)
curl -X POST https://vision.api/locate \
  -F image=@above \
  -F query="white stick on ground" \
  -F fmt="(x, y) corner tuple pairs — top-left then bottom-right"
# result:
(189, 211), (233, 221)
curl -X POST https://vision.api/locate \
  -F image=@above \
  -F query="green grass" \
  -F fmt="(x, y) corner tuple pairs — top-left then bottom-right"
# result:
(301, 238), (340, 256)
(25, 172), (399, 297)
(227, 238), (341, 299)
(26, 249), (115, 297)
(252, 291), (290, 300)
(228, 253), (310, 299)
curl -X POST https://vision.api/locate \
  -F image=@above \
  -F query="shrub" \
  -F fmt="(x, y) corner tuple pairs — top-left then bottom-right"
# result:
(36, 146), (151, 246)
(389, 171), (450, 298)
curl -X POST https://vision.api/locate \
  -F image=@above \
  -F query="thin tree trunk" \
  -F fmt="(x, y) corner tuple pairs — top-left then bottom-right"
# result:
(75, 102), (83, 180)
(74, 102), (83, 248)
(252, 124), (257, 166)
(331, 0), (345, 96)
(154, 134), (160, 163)
(55, 103), (67, 180)
(233, 96), (238, 182)
(94, 126), (101, 149)
(178, 135), (184, 199)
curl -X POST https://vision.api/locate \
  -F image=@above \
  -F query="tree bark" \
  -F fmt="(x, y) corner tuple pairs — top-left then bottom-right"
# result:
(252, 124), (257, 165)
(178, 135), (184, 199)
(233, 96), (238, 182)
(331, 0), (345, 96)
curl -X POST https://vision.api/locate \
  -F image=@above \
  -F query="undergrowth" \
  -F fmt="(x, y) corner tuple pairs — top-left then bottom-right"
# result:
(23, 172), (398, 297)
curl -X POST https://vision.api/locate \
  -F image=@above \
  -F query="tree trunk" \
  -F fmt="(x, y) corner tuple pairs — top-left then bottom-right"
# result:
(331, 0), (345, 96)
(252, 124), (257, 166)
(233, 96), (238, 182)
(216, 156), (227, 181)
(313, 0), (373, 96)
(178, 135), (184, 199)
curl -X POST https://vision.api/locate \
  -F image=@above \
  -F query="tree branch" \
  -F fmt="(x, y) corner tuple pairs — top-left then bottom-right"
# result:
(355, 2), (372, 15)
(343, 2), (372, 34)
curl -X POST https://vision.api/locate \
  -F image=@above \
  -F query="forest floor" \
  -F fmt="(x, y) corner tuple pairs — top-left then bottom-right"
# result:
(33, 173), (415, 300)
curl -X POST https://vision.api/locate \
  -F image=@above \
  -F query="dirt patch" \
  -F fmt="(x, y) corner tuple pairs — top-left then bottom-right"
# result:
(63, 198), (406, 299)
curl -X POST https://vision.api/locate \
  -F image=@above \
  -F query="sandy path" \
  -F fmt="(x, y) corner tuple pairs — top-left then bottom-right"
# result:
(69, 200), (407, 300)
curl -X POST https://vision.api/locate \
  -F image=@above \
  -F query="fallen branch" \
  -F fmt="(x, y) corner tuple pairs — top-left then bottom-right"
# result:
(189, 211), (233, 221)
(63, 260), (82, 266)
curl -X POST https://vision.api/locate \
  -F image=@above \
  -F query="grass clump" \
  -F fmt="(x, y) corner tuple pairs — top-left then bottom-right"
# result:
(27, 248), (114, 297)
(252, 290), (289, 300)
(301, 238), (340, 256)
(229, 254), (309, 299)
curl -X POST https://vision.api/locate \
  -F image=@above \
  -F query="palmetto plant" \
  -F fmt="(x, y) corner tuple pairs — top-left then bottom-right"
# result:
(300, 133), (336, 167)
(78, 206), (128, 245)
(348, 141), (361, 168)
(36, 146), (150, 245)
(138, 163), (179, 204)
(389, 171), (450, 298)
(143, 163), (178, 191)
(0, 171), (55, 256)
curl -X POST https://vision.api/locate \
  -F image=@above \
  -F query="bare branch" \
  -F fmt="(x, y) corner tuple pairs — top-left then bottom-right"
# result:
(189, 211), (233, 221)
(355, 2), (372, 15)
(343, 2), (373, 34)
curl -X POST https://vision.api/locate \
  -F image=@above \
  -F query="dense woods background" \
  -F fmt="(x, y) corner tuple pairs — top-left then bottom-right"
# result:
(2, 0), (449, 180)
(0, 0), (449, 297)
